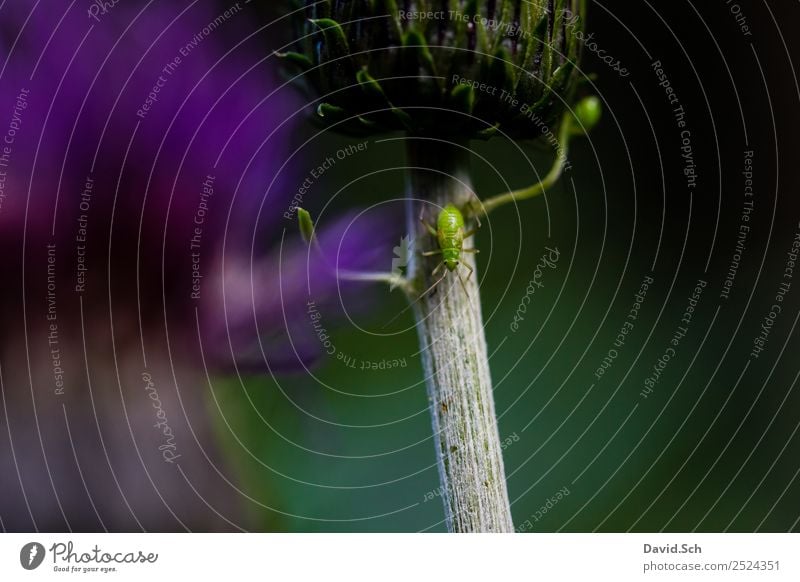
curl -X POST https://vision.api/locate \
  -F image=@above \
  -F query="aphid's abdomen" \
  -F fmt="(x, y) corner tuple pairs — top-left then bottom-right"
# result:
(437, 204), (465, 234)
(433, 204), (467, 271)
(439, 234), (462, 251)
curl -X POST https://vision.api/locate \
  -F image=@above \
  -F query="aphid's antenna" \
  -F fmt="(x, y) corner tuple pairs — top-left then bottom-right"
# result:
(456, 263), (483, 324)
(456, 267), (470, 299)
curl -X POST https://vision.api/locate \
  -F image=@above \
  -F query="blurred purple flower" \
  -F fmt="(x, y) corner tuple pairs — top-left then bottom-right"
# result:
(210, 209), (399, 374)
(0, 1), (393, 532)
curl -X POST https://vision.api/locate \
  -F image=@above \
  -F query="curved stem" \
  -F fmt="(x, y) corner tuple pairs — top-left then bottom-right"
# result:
(473, 114), (573, 218)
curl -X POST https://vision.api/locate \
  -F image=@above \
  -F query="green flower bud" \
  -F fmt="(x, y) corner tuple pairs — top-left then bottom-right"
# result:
(297, 207), (315, 244)
(283, 0), (587, 140)
(571, 95), (602, 134)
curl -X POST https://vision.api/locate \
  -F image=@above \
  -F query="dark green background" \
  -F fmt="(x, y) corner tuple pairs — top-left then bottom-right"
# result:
(212, 1), (800, 532)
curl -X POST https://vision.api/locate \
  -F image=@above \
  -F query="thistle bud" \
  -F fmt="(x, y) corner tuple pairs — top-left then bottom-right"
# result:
(283, 0), (587, 139)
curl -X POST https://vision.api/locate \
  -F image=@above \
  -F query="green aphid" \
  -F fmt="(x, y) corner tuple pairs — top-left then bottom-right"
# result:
(420, 203), (479, 296)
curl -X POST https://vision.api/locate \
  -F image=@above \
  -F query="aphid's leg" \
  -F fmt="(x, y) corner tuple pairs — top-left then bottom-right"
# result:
(462, 191), (483, 227)
(462, 228), (478, 240)
(461, 261), (475, 281)
(463, 248), (479, 254)
(380, 263), (448, 329)
(421, 249), (442, 257)
(456, 269), (470, 298)
(420, 265), (447, 299)
(421, 221), (438, 238)
(418, 208), (439, 237)
(455, 267), (482, 321)
(380, 264), (446, 329)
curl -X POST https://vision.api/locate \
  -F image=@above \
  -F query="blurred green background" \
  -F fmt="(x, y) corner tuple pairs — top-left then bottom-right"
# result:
(209, 1), (800, 532)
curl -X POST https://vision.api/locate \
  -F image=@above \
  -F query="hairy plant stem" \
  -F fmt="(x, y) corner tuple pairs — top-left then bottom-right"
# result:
(405, 139), (514, 533)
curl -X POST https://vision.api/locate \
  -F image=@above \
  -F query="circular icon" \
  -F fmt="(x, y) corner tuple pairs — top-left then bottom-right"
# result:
(19, 542), (45, 570)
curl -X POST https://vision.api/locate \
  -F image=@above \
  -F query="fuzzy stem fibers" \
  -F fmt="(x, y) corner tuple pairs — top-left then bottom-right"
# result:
(405, 139), (514, 533)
